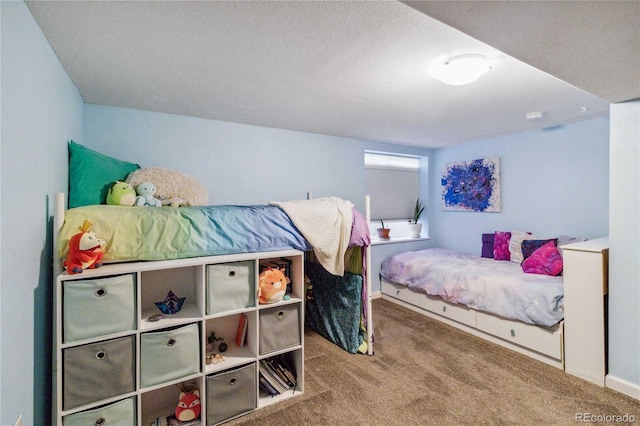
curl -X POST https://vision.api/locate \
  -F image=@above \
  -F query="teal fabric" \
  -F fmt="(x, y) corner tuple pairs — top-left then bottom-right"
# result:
(63, 274), (136, 342)
(207, 261), (255, 315)
(68, 141), (139, 208)
(304, 261), (363, 354)
(140, 323), (200, 388)
(62, 397), (136, 426)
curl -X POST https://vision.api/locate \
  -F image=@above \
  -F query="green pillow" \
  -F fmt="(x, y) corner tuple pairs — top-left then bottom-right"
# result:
(68, 141), (140, 208)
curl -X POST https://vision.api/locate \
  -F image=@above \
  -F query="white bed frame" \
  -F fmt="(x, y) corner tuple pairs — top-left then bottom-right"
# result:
(381, 277), (564, 369)
(53, 192), (374, 356)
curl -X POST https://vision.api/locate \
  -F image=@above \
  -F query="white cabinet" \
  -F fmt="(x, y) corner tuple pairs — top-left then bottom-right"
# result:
(54, 250), (305, 425)
(562, 237), (609, 386)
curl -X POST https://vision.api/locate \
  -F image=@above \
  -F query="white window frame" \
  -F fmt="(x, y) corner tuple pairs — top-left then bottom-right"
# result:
(365, 151), (425, 241)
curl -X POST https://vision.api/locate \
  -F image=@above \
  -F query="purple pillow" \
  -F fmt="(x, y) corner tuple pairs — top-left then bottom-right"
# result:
(481, 233), (494, 258)
(521, 241), (563, 276)
(522, 239), (558, 261)
(493, 231), (511, 260)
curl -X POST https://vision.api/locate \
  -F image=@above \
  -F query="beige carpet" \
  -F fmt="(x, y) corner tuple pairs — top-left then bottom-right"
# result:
(226, 298), (639, 425)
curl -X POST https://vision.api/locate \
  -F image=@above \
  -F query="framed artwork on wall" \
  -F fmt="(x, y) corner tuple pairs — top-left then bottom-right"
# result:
(441, 157), (501, 212)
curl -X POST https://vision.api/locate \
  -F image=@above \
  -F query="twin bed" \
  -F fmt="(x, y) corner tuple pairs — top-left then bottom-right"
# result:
(379, 234), (577, 368)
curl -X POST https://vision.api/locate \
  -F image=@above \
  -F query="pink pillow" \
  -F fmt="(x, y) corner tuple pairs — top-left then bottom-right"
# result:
(493, 231), (511, 260)
(521, 241), (563, 276)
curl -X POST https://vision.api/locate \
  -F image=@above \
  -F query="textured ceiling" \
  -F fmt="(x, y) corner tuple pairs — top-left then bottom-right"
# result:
(404, 1), (640, 104)
(26, 1), (629, 148)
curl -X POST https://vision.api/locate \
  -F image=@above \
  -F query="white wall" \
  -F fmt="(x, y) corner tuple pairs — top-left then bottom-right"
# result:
(0, 2), (83, 424)
(607, 99), (640, 396)
(429, 118), (610, 254)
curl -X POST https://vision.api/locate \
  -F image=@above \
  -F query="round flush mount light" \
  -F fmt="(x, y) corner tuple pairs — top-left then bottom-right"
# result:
(429, 54), (493, 86)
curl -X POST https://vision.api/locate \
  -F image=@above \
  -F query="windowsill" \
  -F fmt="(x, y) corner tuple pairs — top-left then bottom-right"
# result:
(371, 236), (430, 246)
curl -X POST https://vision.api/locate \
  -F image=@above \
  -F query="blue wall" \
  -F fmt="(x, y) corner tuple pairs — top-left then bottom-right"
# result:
(0, 1), (636, 423)
(83, 104), (432, 216)
(0, 2), (83, 424)
(429, 118), (610, 254)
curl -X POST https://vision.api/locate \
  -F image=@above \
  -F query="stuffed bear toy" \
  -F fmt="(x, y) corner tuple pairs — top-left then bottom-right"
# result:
(106, 181), (136, 206)
(258, 268), (290, 304)
(134, 182), (162, 207)
(63, 220), (106, 274)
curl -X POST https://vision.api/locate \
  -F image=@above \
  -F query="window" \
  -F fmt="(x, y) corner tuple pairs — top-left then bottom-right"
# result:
(365, 151), (420, 221)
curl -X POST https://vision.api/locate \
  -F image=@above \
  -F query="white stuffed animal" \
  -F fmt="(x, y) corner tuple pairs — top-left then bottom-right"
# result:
(134, 182), (162, 207)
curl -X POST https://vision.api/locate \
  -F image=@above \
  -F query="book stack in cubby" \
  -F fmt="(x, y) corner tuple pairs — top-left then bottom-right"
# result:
(258, 355), (297, 396)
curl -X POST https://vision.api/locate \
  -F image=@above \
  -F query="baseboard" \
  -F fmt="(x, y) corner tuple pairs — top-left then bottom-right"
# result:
(605, 374), (640, 401)
(371, 290), (382, 299)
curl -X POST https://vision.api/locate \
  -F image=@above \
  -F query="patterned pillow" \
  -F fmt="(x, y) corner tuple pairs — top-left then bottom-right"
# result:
(493, 231), (511, 260)
(521, 241), (563, 276)
(522, 239), (558, 261)
(509, 230), (534, 264)
(481, 233), (494, 258)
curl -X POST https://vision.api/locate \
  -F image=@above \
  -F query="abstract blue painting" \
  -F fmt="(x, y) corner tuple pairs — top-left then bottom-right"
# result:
(441, 157), (501, 212)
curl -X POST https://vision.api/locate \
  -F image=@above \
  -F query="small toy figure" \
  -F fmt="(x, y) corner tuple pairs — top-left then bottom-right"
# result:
(258, 267), (289, 304)
(63, 220), (106, 274)
(106, 181), (136, 206)
(175, 385), (201, 422)
(134, 181), (162, 207)
(154, 290), (185, 315)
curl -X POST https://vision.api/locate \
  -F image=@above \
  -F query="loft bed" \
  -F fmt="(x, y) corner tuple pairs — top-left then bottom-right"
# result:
(53, 194), (374, 355)
(53, 141), (373, 355)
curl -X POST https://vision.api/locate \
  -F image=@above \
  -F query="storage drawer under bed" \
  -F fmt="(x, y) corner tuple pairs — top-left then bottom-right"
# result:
(422, 295), (477, 328)
(381, 279), (423, 307)
(476, 311), (563, 360)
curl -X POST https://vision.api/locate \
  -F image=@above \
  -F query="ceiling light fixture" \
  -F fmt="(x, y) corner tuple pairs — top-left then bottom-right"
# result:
(430, 54), (493, 86)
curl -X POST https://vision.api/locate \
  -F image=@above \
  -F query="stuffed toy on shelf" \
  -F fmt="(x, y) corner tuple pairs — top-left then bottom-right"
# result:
(175, 384), (201, 422)
(63, 220), (106, 274)
(258, 267), (290, 304)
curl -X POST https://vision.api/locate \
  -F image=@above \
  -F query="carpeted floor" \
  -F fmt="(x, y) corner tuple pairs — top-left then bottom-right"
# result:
(226, 298), (639, 425)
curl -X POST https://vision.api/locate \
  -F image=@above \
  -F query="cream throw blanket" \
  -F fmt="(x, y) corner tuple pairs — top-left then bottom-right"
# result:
(270, 197), (353, 276)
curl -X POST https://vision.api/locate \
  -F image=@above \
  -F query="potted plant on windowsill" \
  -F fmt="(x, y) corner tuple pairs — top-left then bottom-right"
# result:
(408, 199), (424, 238)
(376, 219), (390, 240)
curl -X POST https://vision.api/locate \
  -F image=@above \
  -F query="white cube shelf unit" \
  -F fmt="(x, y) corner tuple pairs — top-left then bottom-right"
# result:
(53, 249), (305, 425)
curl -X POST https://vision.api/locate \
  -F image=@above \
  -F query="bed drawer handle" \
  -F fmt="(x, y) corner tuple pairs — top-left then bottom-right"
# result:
(510, 329), (516, 338)
(396, 290), (400, 296)
(442, 306), (447, 313)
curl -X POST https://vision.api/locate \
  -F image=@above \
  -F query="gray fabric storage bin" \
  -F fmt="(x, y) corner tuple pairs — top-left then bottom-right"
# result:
(259, 304), (301, 355)
(63, 274), (136, 343)
(62, 397), (136, 426)
(140, 322), (200, 388)
(206, 261), (255, 314)
(63, 336), (135, 410)
(206, 363), (257, 425)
